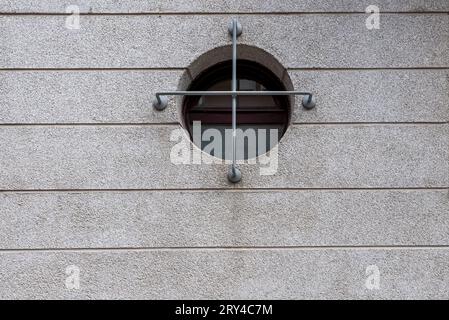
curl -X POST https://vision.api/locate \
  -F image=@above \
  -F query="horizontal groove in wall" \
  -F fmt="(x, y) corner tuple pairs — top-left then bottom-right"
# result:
(0, 187), (447, 193)
(1, 67), (449, 71)
(0, 122), (447, 127)
(0, 12), (448, 16)
(2, 245), (449, 254)
(0, 68), (186, 71)
(0, 123), (181, 127)
(293, 122), (449, 125)
(288, 67), (449, 71)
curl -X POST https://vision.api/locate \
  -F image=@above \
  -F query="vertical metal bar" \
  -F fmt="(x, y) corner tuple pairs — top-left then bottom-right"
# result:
(232, 18), (237, 172)
(228, 18), (241, 183)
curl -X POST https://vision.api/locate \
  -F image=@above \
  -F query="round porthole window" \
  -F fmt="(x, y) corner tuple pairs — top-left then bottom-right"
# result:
(182, 59), (291, 161)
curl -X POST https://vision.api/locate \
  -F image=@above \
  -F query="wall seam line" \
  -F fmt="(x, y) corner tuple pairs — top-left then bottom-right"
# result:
(2, 246), (449, 253)
(0, 122), (447, 127)
(0, 188), (448, 193)
(0, 12), (448, 16)
(1, 67), (448, 71)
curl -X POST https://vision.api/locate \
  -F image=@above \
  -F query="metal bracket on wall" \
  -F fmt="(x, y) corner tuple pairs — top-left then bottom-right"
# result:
(153, 18), (316, 183)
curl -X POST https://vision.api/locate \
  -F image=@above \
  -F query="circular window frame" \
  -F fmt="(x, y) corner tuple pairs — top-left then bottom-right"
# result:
(181, 59), (291, 160)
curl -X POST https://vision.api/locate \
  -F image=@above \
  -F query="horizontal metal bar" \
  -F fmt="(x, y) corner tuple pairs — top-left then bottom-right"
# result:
(153, 90), (315, 111)
(156, 91), (311, 99)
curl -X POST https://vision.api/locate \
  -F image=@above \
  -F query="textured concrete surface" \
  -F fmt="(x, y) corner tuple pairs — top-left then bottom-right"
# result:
(0, 124), (447, 189)
(1, 0), (448, 300)
(1, 249), (449, 299)
(1, 15), (449, 68)
(1, 69), (448, 124)
(0, 70), (183, 124)
(1, 0), (448, 13)
(291, 70), (449, 123)
(1, 190), (448, 249)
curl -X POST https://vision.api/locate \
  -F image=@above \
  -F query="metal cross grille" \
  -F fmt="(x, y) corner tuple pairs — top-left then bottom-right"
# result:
(153, 19), (316, 183)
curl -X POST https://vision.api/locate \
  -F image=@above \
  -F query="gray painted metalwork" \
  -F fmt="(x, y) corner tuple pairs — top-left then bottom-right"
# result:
(228, 19), (243, 37)
(154, 91), (314, 105)
(153, 19), (316, 183)
(228, 18), (241, 183)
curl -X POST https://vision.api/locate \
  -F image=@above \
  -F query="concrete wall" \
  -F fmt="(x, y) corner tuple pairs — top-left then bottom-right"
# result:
(0, 1), (448, 299)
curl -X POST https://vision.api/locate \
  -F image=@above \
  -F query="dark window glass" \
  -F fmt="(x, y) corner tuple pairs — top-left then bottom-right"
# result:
(183, 60), (290, 160)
